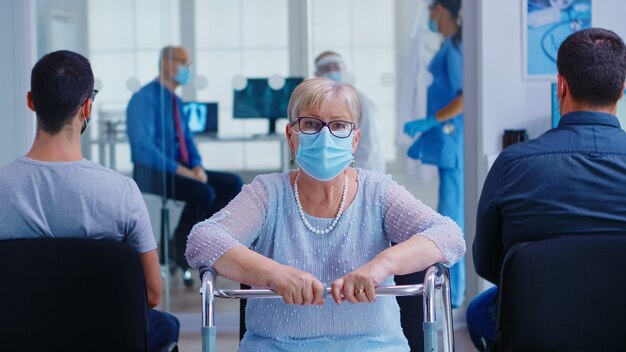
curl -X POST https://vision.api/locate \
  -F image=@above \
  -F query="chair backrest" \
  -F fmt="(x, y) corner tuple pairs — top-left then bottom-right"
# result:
(498, 235), (626, 352)
(0, 238), (148, 351)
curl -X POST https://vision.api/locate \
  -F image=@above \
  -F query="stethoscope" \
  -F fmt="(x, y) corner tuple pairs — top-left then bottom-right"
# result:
(539, 2), (591, 63)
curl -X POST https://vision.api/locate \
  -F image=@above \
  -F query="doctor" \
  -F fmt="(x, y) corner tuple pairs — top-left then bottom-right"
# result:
(314, 51), (386, 173)
(403, 0), (465, 310)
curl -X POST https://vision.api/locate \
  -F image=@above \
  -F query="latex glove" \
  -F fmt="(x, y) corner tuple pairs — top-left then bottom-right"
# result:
(403, 115), (438, 138)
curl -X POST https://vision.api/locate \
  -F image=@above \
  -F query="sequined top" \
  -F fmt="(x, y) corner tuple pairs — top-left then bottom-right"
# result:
(186, 169), (465, 351)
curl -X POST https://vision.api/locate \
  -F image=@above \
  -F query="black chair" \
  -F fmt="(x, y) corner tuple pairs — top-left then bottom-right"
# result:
(497, 235), (626, 352)
(0, 238), (149, 351)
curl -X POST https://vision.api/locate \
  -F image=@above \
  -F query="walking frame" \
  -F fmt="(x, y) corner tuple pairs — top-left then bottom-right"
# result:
(199, 263), (455, 352)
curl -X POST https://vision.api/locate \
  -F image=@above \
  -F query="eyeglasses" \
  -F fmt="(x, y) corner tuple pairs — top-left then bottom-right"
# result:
(291, 116), (355, 138)
(80, 89), (99, 107)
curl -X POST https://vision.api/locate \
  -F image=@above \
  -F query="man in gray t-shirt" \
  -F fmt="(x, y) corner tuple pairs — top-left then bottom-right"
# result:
(0, 50), (178, 352)
(0, 157), (156, 253)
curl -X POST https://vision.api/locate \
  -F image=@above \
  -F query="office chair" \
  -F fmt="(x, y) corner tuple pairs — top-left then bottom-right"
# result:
(497, 235), (626, 352)
(0, 238), (149, 351)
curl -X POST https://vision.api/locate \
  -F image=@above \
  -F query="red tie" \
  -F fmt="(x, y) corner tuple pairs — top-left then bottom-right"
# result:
(172, 96), (189, 165)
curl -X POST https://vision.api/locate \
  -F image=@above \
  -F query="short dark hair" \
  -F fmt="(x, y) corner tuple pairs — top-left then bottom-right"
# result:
(433, 0), (460, 18)
(30, 50), (94, 134)
(432, 0), (462, 46)
(557, 28), (626, 107)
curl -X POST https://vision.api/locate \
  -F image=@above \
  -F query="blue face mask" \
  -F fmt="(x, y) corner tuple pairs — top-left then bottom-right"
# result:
(322, 71), (343, 83)
(296, 129), (354, 181)
(428, 19), (439, 33)
(175, 65), (192, 86)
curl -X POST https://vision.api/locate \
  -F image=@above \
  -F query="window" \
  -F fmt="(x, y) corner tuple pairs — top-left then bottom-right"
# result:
(88, 0), (180, 174)
(194, 0), (288, 170)
(309, 0), (397, 161)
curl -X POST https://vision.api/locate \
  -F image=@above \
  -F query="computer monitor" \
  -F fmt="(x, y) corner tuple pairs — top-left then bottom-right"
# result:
(618, 90), (626, 129)
(184, 102), (218, 135)
(551, 83), (560, 128)
(233, 77), (304, 134)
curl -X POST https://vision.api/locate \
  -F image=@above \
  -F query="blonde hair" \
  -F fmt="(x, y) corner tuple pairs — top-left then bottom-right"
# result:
(287, 77), (362, 126)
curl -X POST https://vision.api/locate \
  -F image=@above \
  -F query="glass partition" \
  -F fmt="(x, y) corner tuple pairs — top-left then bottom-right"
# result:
(36, 1), (400, 346)
(309, 0), (397, 162)
(85, 0), (182, 313)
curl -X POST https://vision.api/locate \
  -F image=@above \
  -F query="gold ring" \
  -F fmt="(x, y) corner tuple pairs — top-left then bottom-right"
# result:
(354, 289), (365, 295)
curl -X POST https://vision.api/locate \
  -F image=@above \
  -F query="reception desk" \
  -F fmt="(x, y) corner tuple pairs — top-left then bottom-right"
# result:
(93, 133), (290, 173)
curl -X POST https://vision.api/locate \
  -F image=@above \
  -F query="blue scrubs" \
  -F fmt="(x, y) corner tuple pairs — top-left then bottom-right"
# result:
(408, 37), (465, 307)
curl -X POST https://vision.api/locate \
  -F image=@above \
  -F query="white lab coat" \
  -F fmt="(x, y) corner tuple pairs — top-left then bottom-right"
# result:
(354, 91), (386, 173)
(398, 7), (441, 183)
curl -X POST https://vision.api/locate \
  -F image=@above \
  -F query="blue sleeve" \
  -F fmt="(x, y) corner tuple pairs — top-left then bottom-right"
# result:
(126, 91), (179, 173)
(446, 42), (463, 95)
(473, 154), (506, 285)
(180, 103), (202, 168)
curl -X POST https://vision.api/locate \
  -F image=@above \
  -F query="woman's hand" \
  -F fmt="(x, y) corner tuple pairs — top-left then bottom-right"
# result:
(331, 257), (392, 304)
(266, 264), (325, 306)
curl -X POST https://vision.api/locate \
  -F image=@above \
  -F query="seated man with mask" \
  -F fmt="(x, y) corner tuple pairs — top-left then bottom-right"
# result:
(127, 46), (243, 282)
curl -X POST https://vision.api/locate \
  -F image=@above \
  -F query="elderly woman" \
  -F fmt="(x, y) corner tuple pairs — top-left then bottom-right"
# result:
(186, 77), (465, 351)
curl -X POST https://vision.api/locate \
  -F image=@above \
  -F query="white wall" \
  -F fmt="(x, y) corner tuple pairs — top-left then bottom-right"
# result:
(0, 0), (37, 167)
(481, 2), (548, 157)
(593, 2), (626, 39)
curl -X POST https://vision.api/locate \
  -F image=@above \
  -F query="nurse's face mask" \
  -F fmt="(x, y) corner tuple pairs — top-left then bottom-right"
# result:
(428, 2), (443, 33)
(291, 116), (355, 181)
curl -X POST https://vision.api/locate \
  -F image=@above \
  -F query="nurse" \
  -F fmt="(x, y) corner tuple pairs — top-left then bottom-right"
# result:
(403, 0), (465, 309)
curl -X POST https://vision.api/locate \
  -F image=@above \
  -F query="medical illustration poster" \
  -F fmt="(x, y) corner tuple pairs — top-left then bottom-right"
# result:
(523, 0), (592, 80)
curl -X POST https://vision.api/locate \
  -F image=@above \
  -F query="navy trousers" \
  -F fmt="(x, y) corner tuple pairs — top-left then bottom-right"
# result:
(148, 309), (180, 352)
(133, 164), (243, 268)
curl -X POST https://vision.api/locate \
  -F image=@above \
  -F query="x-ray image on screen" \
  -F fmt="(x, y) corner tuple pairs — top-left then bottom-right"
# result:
(185, 103), (207, 132)
(183, 102), (218, 134)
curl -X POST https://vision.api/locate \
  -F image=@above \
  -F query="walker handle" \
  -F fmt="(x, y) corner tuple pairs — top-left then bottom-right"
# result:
(212, 283), (438, 299)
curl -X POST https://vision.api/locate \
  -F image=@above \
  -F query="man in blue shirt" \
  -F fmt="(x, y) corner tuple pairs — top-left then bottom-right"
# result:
(467, 28), (626, 350)
(127, 46), (243, 281)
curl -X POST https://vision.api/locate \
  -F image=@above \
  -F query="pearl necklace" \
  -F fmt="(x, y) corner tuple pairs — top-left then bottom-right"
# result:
(294, 170), (349, 235)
